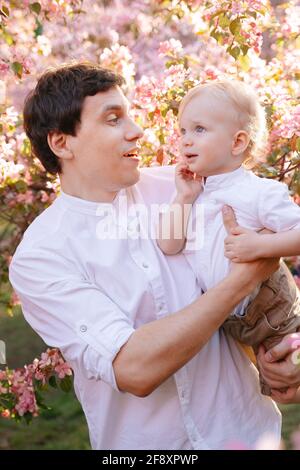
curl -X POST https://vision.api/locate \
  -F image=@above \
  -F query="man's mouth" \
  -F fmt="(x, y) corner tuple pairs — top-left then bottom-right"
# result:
(122, 148), (140, 161)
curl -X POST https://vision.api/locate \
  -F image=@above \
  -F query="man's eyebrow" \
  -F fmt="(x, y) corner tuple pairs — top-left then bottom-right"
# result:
(100, 104), (127, 115)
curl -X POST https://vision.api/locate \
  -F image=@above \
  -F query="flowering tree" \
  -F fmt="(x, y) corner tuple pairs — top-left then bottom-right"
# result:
(0, 0), (300, 423)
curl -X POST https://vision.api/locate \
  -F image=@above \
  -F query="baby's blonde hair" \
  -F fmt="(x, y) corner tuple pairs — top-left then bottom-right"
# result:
(178, 79), (268, 167)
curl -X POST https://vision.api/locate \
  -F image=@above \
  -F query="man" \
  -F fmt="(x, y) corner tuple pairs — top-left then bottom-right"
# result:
(9, 63), (300, 450)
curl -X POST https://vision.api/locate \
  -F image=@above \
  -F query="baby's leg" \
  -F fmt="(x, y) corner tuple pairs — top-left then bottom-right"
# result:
(223, 260), (300, 395)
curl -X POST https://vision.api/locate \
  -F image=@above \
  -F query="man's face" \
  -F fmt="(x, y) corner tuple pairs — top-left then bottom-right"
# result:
(66, 86), (143, 195)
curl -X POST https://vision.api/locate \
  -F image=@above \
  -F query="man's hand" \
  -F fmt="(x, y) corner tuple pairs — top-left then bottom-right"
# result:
(175, 162), (202, 203)
(222, 205), (279, 287)
(224, 227), (264, 262)
(256, 334), (300, 403)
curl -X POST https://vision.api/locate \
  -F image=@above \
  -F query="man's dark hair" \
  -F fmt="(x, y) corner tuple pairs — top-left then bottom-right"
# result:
(23, 62), (125, 174)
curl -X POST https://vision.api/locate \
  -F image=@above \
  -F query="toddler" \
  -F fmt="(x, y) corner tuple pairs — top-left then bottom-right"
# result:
(157, 79), (300, 395)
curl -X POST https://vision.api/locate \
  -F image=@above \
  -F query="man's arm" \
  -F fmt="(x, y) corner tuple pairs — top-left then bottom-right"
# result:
(114, 207), (279, 397)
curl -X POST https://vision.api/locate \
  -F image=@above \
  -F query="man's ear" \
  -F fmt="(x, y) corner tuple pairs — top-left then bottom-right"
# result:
(47, 131), (74, 161)
(231, 130), (250, 156)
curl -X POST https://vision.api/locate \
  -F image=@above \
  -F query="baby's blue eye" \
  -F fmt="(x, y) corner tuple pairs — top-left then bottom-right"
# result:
(195, 125), (205, 133)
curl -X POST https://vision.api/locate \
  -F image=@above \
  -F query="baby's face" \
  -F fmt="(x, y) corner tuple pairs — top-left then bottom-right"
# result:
(179, 90), (241, 177)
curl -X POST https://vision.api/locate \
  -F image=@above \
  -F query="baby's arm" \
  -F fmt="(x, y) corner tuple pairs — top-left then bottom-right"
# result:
(224, 227), (300, 262)
(255, 229), (300, 258)
(157, 163), (202, 255)
(225, 179), (300, 263)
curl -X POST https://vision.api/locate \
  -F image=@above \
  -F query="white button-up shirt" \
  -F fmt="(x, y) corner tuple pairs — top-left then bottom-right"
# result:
(9, 165), (281, 450)
(185, 166), (300, 300)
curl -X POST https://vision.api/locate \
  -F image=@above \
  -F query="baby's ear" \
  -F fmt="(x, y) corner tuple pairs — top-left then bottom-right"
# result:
(231, 130), (250, 156)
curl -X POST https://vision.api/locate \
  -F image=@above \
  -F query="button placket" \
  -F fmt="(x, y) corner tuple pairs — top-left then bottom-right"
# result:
(174, 367), (210, 449)
(127, 202), (169, 322)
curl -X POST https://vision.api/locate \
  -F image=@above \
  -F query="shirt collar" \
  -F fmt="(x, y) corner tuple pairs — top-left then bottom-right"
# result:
(58, 189), (127, 215)
(203, 166), (246, 191)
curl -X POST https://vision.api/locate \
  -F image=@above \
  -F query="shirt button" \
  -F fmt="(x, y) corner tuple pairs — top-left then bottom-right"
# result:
(80, 325), (87, 333)
(142, 262), (149, 269)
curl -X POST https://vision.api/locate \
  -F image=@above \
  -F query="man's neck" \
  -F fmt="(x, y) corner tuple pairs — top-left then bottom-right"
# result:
(60, 175), (119, 203)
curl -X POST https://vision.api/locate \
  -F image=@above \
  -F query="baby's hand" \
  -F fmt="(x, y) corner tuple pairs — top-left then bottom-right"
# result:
(175, 162), (202, 203)
(224, 226), (263, 262)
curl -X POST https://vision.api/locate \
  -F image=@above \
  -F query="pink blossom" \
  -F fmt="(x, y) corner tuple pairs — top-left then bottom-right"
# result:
(158, 39), (183, 57)
(0, 62), (10, 78)
(1, 409), (10, 419)
(55, 361), (73, 379)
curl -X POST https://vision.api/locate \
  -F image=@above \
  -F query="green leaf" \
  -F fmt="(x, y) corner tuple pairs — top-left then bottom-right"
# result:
(218, 13), (230, 28)
(238, 54), (250, 71)
(210, 28), (222, 43)
(15, 180), (27, 192)
(34, 389), (47, 407)
(0, 6), (9, 17)
(34, 19), (43, 37)
(160, 105), (168, 118)
(48, 375), (57, 389)
(234, 33), (246, 45)
(297, 138), (300, 153)
(248, 11), (257, 19)
(23, 411), (33, 425)
(29, 2), (41, 15)
(35, 380), (48, 392)
(11, 62), (23, 79)
(229, 46), (240, 60)
(158, 133), (165, 145)
(241, 45), (249, 56)
(3, 31), (14, 46)
(209, 9), (225, 21)
(210, 27), (218, 40)
(229, 18), (241, 35)
(59, 374), (73, 393)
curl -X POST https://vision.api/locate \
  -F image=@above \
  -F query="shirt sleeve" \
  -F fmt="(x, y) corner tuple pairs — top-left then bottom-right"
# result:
(9, 246), (135, 392)
(257, 179), (300, 232)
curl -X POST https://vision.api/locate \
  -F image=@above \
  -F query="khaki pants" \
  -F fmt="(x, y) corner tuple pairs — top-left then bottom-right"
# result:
(223, 260), (300, 395)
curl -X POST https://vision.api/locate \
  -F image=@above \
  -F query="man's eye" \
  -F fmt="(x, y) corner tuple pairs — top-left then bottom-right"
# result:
(180, 129), (186, 135)
(196, 125), (205, 133)
(107, 114), (120, 124)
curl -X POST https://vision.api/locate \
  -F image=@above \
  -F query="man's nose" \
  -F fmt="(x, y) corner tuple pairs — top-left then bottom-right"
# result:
(126, 120), (144, 141)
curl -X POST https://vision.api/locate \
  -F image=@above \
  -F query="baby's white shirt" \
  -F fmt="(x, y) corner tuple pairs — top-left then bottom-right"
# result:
(184, 166), (300, 298)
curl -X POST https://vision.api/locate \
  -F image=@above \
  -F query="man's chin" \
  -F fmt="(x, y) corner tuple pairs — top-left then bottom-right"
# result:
(123, 167), (140, 188)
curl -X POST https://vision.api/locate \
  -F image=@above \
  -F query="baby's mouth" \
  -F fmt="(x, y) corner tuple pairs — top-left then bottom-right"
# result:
(185, 153), (199, 160)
